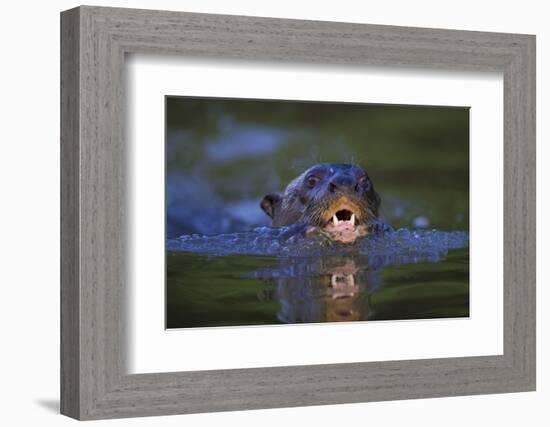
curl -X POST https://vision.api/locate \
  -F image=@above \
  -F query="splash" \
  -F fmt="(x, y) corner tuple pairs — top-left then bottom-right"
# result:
(167, 225), (468, 266)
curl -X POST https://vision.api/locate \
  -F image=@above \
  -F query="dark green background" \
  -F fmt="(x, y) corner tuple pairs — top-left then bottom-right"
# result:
(166, 97), (469, 232)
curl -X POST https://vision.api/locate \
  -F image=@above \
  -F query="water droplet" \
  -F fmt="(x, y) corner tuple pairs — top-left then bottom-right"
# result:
(412, 216), (429, 228)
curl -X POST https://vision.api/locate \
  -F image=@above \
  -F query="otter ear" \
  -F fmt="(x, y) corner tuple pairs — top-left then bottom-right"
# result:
(260, 193), (282, 219)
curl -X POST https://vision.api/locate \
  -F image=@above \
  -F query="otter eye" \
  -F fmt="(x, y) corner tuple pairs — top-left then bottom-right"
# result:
(358, 175), (370, 190)
(306, 176), (320, 188)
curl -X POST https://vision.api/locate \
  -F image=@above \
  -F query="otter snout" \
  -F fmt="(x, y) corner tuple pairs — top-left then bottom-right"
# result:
(328, 172), (359, 194)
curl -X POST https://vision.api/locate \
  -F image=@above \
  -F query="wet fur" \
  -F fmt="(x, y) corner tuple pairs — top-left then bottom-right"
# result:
(261, 163), (381, 229)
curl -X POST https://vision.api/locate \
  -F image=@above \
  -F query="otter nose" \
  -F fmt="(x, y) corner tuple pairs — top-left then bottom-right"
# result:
(328, 174), (356, 193)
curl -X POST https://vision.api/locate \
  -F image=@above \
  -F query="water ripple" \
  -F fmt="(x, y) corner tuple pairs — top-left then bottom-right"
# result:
(167, 226), (468, 266)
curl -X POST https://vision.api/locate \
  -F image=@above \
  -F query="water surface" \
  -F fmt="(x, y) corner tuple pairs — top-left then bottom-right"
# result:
(167, 228), (469, 328)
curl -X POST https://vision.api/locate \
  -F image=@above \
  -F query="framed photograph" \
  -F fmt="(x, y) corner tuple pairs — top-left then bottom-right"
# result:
(60, 6), (536, 420)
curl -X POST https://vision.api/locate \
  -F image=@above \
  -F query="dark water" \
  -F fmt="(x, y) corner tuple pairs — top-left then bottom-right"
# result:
(165, 97), (470, 328)
(167, 228), (469, 328)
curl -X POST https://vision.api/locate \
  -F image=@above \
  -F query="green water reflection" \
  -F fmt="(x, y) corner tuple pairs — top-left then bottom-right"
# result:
(166, 248), (469, 328)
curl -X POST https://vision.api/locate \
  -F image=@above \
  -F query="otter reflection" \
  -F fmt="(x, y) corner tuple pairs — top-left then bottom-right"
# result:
(253, 255), (382, 324)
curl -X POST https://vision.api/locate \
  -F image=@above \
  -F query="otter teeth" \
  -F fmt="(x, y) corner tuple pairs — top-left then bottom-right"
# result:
(330, 213), (356, 227)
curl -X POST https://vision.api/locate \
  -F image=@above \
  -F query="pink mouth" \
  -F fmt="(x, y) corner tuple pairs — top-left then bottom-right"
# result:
(321, 208), (365, 243)
(323, 209), (357, 233)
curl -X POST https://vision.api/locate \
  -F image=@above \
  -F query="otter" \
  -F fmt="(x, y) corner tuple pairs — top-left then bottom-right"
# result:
(260, 163), (382, 243)
(273, 257), (377, 323)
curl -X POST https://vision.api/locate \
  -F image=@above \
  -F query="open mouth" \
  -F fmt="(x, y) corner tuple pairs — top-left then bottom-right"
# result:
(316, 198), (367, 243)
(323, 208), (358, 233)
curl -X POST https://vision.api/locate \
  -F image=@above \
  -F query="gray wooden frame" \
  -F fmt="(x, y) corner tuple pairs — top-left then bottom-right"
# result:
(60, 5), (536, 420)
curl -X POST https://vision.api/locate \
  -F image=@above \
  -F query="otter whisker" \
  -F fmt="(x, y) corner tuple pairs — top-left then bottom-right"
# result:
(260, 163), (386, 243)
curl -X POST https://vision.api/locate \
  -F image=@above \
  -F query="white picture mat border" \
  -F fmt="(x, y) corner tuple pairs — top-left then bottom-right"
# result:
(126, 54), (503, 374)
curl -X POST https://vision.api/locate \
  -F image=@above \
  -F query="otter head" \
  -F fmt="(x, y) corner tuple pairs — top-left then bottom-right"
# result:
(261, 163), (381, 243)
